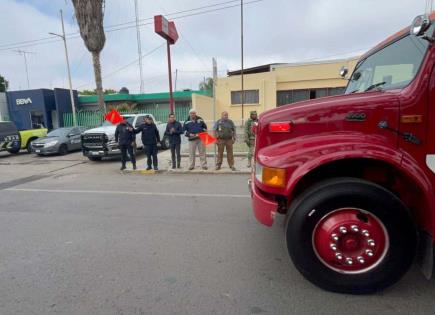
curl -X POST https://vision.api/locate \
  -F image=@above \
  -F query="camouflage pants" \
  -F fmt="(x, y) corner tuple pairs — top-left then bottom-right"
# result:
(247, 139), (255, 161)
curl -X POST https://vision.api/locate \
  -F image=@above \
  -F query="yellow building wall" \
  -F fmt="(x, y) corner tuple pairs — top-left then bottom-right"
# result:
(191, 93), (214, 123)
(214, 58), (359, 123)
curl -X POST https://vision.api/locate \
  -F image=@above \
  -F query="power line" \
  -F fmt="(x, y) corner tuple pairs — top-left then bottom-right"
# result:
(0, 0), (263, 50)
(75, 44), (165, 89)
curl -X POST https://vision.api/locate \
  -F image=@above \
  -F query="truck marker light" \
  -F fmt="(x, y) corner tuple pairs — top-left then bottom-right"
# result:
(262, 167), (286, 188)
(269, 122), (292, 133)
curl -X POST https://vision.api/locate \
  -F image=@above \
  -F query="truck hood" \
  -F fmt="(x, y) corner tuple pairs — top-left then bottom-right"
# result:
(83, 125), (117, 135)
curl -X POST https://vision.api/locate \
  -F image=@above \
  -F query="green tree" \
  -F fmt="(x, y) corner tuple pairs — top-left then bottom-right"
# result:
(79, 88), (117, 95)
(72, 0), (106, 113)
(0, 74), (9, 92)
(199, 77), (213, 93)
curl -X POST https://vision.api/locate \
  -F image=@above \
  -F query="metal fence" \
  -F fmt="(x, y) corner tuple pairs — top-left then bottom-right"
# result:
(63, 106), (192, 128)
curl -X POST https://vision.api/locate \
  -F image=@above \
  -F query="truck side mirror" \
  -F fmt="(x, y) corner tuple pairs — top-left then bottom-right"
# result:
(411, 14), (431, 36)
(339, 66), (349, 79)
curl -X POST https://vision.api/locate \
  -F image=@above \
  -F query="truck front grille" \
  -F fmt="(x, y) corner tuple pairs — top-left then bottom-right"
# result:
(82, 134), (107, 149)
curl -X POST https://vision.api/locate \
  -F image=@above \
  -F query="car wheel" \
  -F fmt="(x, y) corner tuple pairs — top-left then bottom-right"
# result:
(26, 141), (33, 153)
(59, 144), (68, 155)
(87, 156), (102, 161)
(285, 177), (416, 294)
(161, 136), (170, 150)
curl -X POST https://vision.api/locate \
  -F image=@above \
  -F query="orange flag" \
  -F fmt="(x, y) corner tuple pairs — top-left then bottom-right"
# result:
(105, 109), (123, 124)
(198, 132), (216, 146)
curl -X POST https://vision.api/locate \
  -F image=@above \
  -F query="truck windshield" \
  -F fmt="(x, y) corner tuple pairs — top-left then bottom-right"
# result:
(102, 116), (135, 126)
(345, 35), (429, 94)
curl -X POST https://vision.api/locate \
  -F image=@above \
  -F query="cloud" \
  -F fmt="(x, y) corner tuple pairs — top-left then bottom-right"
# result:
(0, 0), (429, 93)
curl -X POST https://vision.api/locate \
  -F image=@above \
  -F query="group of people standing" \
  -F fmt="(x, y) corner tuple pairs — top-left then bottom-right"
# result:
(114, 109), (258, 171)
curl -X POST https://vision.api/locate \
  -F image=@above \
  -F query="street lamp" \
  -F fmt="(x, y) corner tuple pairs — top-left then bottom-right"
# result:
(49, 9), (77, 127)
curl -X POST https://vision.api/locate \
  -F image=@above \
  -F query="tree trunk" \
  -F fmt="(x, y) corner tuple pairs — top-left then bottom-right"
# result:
(92, 51), (106, 113)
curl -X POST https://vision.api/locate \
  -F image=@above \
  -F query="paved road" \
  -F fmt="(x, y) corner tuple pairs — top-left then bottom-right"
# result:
(1, 151), (435, 314)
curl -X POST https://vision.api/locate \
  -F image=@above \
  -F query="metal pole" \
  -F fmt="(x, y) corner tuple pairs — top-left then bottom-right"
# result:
(241, 0), (244, 127)
(23, 52), (30, 89)
(134, 0), (144, 93)
(212, 58), (217, 165)
(174, 69), (178, 92)
(59, 10), (77, 127)
(167, 41), (175, 114)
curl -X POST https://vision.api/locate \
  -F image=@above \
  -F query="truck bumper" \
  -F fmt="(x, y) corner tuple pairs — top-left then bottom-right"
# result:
(83, 145), (121, 157)
(249, 177), (278, 227)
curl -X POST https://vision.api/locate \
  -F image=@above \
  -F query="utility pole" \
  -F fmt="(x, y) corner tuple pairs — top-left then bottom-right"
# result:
(15, 50), (34, 89)
(49, 9), (77, 126)
(174, 69), (178, 92)
(240, 0), (245, 126)
(213, 58), (218, 165)
(134, 0), (145, 93)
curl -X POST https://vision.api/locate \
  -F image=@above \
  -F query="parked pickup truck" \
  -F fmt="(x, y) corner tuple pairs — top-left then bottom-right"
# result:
(81, 114), (168, 161)
(0, 121), (47, 154)
(250, 14), (435, 294)
(0, 121), (21, 153)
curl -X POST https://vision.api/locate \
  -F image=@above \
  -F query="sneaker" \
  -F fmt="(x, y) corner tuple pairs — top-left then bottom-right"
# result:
(231, 167), (236, 171)
(172, 166), (176, 169)
(154, 167), (159, 171)
(133, 165), (137, 170)
(120, 165), (126, 171)
(146, 167), (152, 170)
(188, 167), (194, 171)
(215, 166), (221, 171)
(177, 165), (181, 169)
(202, 166), (208, 170)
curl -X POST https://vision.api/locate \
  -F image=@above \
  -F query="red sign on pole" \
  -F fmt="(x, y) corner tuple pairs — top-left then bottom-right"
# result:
(154, 15), (178, 114)
(154, 15), (179, 44)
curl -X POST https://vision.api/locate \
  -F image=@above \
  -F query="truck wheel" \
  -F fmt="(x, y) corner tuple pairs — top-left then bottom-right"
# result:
(161, 136), (170, 150)
(285, 178), (416, 294)
(87, 156), (102, 161)
(7, 147), (20, 154)
(58, 144), (68, 155)
(26, 141), (34, 153)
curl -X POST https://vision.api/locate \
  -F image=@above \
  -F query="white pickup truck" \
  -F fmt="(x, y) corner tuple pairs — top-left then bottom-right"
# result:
(81, 114), (169, 161)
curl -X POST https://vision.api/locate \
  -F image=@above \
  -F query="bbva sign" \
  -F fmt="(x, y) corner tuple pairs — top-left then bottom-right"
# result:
(16, 98), (32, 105)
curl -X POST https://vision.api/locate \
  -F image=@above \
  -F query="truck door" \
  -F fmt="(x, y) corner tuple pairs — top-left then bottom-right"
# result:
(424, 60), (435, 190)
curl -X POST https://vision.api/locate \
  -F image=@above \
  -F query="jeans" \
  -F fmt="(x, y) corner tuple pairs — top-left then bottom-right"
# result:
(120, 144), (136, 167)
(144, 144), (158, 168)
(170, 143), (181, 167)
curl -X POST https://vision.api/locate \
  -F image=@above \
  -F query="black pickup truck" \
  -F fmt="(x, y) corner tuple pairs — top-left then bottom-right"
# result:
(0, 121), (21, 154)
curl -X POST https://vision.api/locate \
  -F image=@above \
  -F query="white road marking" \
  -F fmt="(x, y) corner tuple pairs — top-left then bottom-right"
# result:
(5, 188), (251, 199)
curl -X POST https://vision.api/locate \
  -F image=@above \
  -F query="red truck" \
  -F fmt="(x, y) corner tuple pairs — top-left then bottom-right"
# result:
(250, 14), (435, 294)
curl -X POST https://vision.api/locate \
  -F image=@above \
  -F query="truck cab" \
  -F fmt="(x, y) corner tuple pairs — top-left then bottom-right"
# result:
(81, 114), (167, 161)
(0, 121), (21, 154)
(251, 14), (435, 293)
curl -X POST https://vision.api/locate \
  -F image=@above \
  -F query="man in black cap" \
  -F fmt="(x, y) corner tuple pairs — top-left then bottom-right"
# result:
(244, 110), (258, 168)
(115, 118), (136, 171)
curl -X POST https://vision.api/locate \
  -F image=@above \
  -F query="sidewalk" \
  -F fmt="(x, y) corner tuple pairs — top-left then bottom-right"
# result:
(126, 143), (251, 174)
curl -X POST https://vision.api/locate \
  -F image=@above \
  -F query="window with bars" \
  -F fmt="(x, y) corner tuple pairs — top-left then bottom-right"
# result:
(231, 90), (259, 105)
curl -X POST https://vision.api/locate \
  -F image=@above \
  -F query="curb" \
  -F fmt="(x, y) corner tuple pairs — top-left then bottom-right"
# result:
(180, 153), (248, 158)
(123, 168), (250, 175)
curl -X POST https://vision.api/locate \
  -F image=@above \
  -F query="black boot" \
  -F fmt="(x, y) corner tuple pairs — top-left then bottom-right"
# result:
(133, 163), (137, 170)
(120, 164), (126, 171)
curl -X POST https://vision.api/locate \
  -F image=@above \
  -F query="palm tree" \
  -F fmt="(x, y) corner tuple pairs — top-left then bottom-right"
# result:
(71, 0), (106, 113)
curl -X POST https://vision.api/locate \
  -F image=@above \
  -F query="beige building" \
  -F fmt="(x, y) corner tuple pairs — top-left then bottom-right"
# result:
(194, 57), (359, 125)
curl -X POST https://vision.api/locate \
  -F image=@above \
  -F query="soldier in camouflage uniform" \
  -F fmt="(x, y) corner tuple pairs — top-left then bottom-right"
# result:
(213, 111), (236, 171)
(244, 110), (258, 168)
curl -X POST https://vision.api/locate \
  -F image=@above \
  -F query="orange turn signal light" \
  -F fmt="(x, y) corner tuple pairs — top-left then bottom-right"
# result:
(269, 121), (292, 133)
(262, 167), (286, 188)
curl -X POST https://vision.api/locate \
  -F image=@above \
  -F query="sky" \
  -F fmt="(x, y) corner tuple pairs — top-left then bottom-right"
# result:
(0, 0), (429, 93)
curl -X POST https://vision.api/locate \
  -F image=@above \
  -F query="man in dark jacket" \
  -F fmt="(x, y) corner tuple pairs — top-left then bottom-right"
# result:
(165, 114), (183, 169)
(135, 115), (160, 170)
(184, 109), (208, 170)
(115, 118), (136, 171)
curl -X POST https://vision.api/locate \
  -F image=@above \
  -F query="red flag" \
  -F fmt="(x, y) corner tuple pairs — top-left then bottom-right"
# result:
(198, 132), (216, 146)
(105, 109), (123, 125)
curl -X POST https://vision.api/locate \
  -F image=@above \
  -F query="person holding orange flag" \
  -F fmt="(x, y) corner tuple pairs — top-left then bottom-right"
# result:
(213, 111), (236, 171)
(184, 109), (208, 170)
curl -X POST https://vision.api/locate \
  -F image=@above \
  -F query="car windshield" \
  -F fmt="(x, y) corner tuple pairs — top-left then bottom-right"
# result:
(102, 116), (135, 126)
(345, 34), (429, 94)
(47, 128), (71, 137)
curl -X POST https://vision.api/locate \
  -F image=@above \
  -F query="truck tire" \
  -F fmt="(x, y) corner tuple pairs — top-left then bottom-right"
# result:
(161, 136), (170, 150)
(87, 156), (102, 161)
(7, 147), (20, 154)
(26, 140), (34, 153)
(285, 177), (416, 294)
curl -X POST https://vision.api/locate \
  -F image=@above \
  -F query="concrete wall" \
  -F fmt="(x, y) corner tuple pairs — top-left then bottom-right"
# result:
(0, 92), (8, 121)
(214, 58), (359, 122)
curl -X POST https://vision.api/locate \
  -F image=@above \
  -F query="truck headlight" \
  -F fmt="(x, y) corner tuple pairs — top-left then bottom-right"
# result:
(44, 140), (58, 147)
(255, 163), (286, 188)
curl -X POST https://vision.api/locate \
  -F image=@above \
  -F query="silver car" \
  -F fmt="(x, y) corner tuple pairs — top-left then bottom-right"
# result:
(31, 127), (86, 155)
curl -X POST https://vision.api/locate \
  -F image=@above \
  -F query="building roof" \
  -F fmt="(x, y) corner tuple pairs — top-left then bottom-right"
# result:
(227, 57), (360, 76)
(78, 89), (211, 104)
